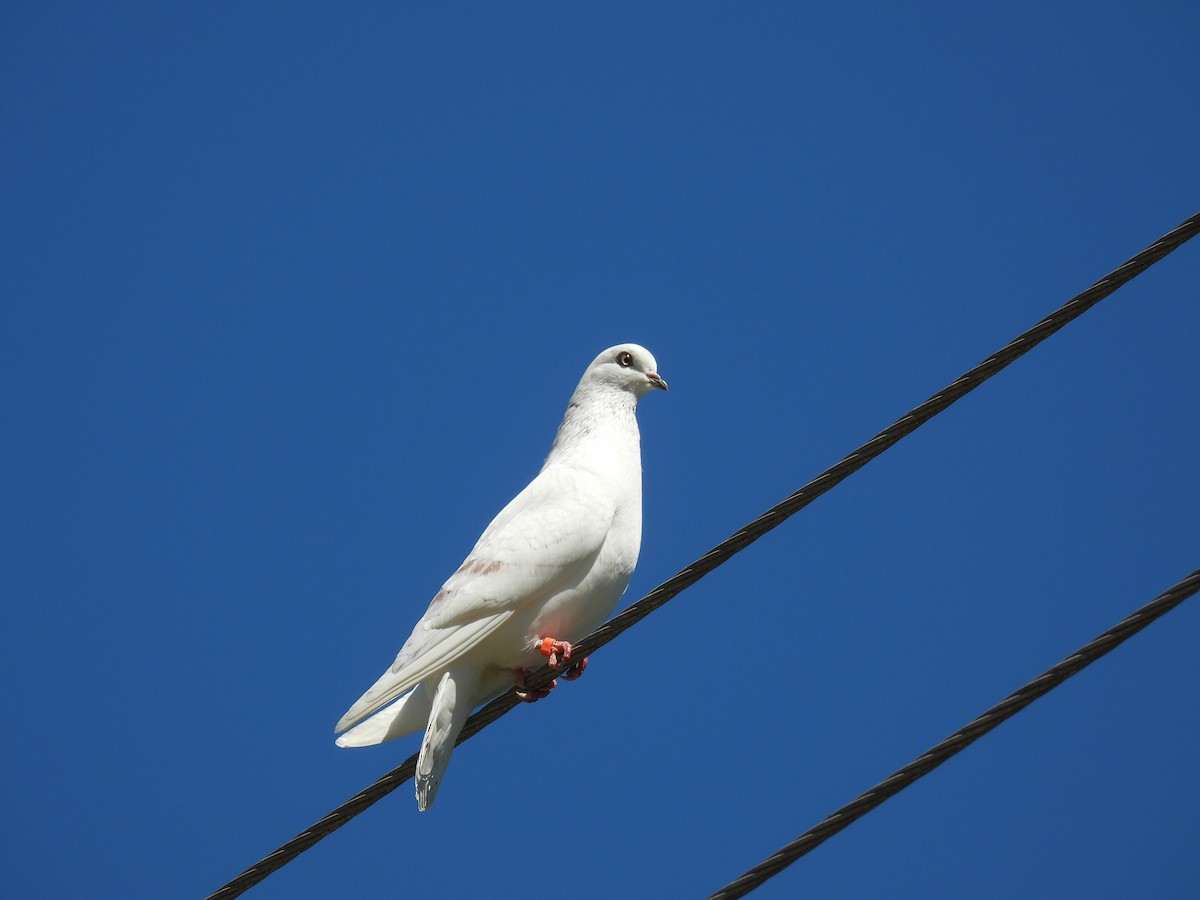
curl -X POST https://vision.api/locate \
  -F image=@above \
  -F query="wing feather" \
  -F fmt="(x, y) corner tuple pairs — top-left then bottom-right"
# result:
(335, 465), (613, 733)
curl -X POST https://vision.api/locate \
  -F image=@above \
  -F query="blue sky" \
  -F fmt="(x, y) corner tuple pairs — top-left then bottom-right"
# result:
(3, 4), (1197, 898)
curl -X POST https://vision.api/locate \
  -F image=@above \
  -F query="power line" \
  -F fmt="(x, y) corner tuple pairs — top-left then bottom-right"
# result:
(707, 567), (1200, 899)
(207, 211), (1199, 899)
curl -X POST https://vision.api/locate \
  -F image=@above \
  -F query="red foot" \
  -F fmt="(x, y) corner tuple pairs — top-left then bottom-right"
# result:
(537, 637), (572, 668)
(537, 637), (589, 681)
(514, 668), (557, 703)
(515, 637), (591, 701)
(562, 655), (588, 681)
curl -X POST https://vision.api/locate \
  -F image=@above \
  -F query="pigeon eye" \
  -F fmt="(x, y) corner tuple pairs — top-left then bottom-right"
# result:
(616, 351), (633, 368)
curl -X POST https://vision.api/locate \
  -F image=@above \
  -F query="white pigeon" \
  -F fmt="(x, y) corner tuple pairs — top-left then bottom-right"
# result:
(335, 343), (667, 810)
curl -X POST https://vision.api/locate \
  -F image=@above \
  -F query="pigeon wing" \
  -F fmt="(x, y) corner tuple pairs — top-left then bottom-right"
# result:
(335, 465), (614, 733)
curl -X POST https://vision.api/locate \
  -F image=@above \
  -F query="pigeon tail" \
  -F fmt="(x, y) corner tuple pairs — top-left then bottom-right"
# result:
(416, 668), (480, 811)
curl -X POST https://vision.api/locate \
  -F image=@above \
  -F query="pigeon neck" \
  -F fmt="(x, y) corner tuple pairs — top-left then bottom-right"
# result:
(544, 384), (640, 471)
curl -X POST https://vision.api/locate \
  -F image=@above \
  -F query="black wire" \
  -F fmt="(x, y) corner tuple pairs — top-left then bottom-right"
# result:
(707, 568), (1200, 899)
(206, 211), (1200, 899)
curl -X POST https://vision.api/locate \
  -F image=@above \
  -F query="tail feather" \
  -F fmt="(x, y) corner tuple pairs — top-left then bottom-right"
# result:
(335, 684), (433, 748)
(416, 668), (478, 811)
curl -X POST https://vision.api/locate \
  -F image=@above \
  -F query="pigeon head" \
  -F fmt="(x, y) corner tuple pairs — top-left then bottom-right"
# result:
(583, 343), (669, 397)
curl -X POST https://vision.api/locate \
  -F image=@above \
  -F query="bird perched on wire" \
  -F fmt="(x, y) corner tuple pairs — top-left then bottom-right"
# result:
(334, 343), (668, 810)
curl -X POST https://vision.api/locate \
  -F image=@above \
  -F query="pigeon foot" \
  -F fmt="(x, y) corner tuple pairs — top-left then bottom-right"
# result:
(538, 637), (588, 680)
(514, 668), (557, 703)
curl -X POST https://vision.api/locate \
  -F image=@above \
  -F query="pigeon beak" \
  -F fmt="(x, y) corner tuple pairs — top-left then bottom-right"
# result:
(646, 371), (668, 391)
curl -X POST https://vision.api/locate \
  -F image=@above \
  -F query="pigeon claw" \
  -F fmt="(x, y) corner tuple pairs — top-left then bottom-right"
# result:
(514, 668), (557, 703)
(562, 655), (588, 681)
(537, 637), (576, 669)
(537, 637), (588, 680)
